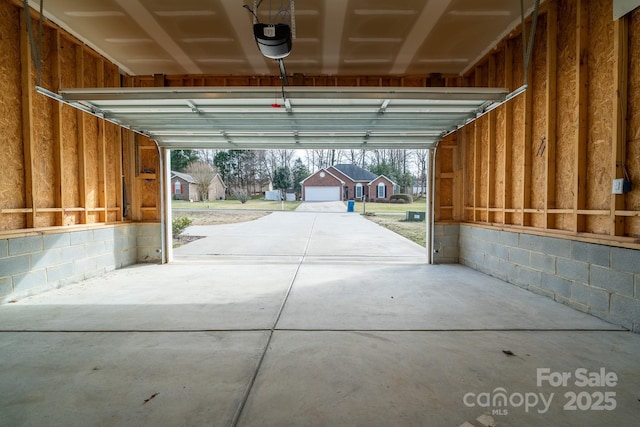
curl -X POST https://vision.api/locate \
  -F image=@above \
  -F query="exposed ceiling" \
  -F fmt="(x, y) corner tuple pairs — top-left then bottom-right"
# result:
(31, 0), (536, 150)
(37, 0), (536, 77)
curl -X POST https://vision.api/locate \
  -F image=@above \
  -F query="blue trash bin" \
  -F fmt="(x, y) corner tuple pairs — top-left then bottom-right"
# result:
(347, 199), (355, 212)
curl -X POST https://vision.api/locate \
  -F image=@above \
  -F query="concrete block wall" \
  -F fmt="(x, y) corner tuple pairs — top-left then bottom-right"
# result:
(433, 223), (459, 264)
(459, 224), (640, 332)
(0, 224), (162, 302)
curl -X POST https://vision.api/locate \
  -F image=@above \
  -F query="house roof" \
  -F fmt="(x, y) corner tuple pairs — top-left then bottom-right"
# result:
(368, 174), (398, 186)
(331, 164), (378, 182)
(300, 168), (345, 185)
(171, 171), (195, 184)
(171, 171), (227, 188)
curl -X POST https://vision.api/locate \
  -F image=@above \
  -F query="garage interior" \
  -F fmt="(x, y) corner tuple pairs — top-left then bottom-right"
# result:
(2, 0), (640, 426)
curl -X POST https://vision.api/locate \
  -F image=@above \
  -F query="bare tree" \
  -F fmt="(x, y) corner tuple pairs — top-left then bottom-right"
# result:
(414, 149), (428, 196)
(184, 161), (217, 201)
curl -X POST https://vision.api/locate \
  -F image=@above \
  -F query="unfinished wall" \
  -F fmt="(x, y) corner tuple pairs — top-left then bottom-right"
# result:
(436, 0), (640, 246)
(440, 0), (640, 331)
(0, 2), (161, 301)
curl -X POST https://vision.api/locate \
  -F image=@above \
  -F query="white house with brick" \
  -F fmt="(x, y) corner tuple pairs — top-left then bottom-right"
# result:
(301, 164), (396, 202)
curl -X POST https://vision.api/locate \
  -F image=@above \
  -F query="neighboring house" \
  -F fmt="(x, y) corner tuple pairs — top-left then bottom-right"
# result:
(301, 164), (396, 202)
(171, 171), (227, 201)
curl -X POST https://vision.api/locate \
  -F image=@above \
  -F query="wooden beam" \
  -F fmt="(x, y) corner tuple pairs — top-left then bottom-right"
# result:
(574, 0), (589, 233)
(97, 58), (107, 223)
(474, 68), (483, 222)
(545, 1), (558, 230)
(51, 29), (64, 227)
(76, 45), (87, 224)
(20, 11), (35, 228)
(487, 55), (497, 223)
(523, 49), (534, 227)
(503, 40), (514, 225)
(611, 16), (629, 236)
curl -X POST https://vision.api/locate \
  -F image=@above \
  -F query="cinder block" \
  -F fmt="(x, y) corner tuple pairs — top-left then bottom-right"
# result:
(85, 241), (106, 258)
(541, 273), (572, 298)
(46, 263), (74, 284)
(31, 248), (63, 269)
(9, 236), (43, 256)
(636, 275), (640, 298)
(528, 285), (555, 299)
(0, 255), (30, 277)
(530, 252), (556, 273)
(508, 247), (530, 266)
(611, 247), (640, 274)
(519, 234), (544, 252)
(74, 257), (98, 277)
(572, 241), (610, 267)
(95, 253), (116, 271)
(44, 233), (70, 250)
(610, 295), (640, 328)
(568, 300), (589, 313)
(589, 288), (611, 314)
(556, 258), (589, 283)
(499, 230), (519, 247)
(93, 227), (115, 242)
(517, 265), (542, 288)
(0, 240), (8, 258)
(571, 282), (590, 305)
(61, 245), (85, 264)
(12, 269), (47, 293)
(541, 237), (573, 257)
(0, 277), (13, 297)
(70, 230), (93, 246)
(590, 266), (634, 297)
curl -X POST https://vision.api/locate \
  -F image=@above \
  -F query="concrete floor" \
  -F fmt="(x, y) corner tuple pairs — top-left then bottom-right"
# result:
(1, 207), (639, 426)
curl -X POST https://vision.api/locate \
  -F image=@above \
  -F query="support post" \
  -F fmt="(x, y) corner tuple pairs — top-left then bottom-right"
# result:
(161, 146), (172, 263)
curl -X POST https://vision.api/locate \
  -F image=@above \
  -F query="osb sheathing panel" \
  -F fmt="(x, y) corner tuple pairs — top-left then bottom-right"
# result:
(60, 37), (79, 215)
(510, 38), (525, 219)
(494, 51), (506, 212)
(477, 117), (489, 209)
(625, 8), (640, 237)
(531, 14), (548, 219)
(0, 3), (25, 231)
(555, 0), (577, 213)
(33, 27), (56, 227)
(106, 124), (119, 209)
(83, 52), (99, 219)
(586, 1), (615, 234)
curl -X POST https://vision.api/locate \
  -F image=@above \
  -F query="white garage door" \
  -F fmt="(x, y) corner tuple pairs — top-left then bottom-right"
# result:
(305, 186), (341, 201)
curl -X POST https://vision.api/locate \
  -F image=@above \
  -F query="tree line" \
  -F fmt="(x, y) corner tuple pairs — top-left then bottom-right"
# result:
(171, 148), (429, 200)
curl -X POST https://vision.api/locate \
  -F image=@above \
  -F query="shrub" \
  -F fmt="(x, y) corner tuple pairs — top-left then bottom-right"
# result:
(390, 194), (413, 204)
(232, 189), (250, 204)
(172, 216), (192, 236)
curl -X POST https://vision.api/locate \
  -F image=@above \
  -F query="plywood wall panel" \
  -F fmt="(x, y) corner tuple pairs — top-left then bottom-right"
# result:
(531, 15), (548, 217)
(33, 28), (57, 227)
(0, 1), (25, 226)
(586, 0), (614, 221)
(555, 0), (577, 215)
(626, 8), (640, 212)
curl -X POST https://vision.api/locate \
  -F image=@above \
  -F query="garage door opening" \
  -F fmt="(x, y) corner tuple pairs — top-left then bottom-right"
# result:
(42, 85), (508, 265)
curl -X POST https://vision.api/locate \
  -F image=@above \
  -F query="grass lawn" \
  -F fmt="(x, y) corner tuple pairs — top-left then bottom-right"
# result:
(172, 198), (302, 211)
(365, 214), (426, 247)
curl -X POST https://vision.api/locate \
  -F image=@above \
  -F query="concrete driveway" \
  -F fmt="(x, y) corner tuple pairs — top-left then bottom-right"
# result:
(1, 211), (639, 427)
(294, 201), (347, 212)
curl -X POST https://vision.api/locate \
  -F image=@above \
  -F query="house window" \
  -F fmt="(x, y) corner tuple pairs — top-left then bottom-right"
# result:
(377, 183), (386, 198)
(174, 181), (181, 195)
(355, 183), (363, 199)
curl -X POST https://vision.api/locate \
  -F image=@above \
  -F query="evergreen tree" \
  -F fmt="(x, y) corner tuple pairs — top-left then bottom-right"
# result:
(171, 150), (199, 172)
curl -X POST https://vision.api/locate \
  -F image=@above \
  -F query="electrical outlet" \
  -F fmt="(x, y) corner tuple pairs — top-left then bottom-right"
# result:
(612, 178), (632, 194)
